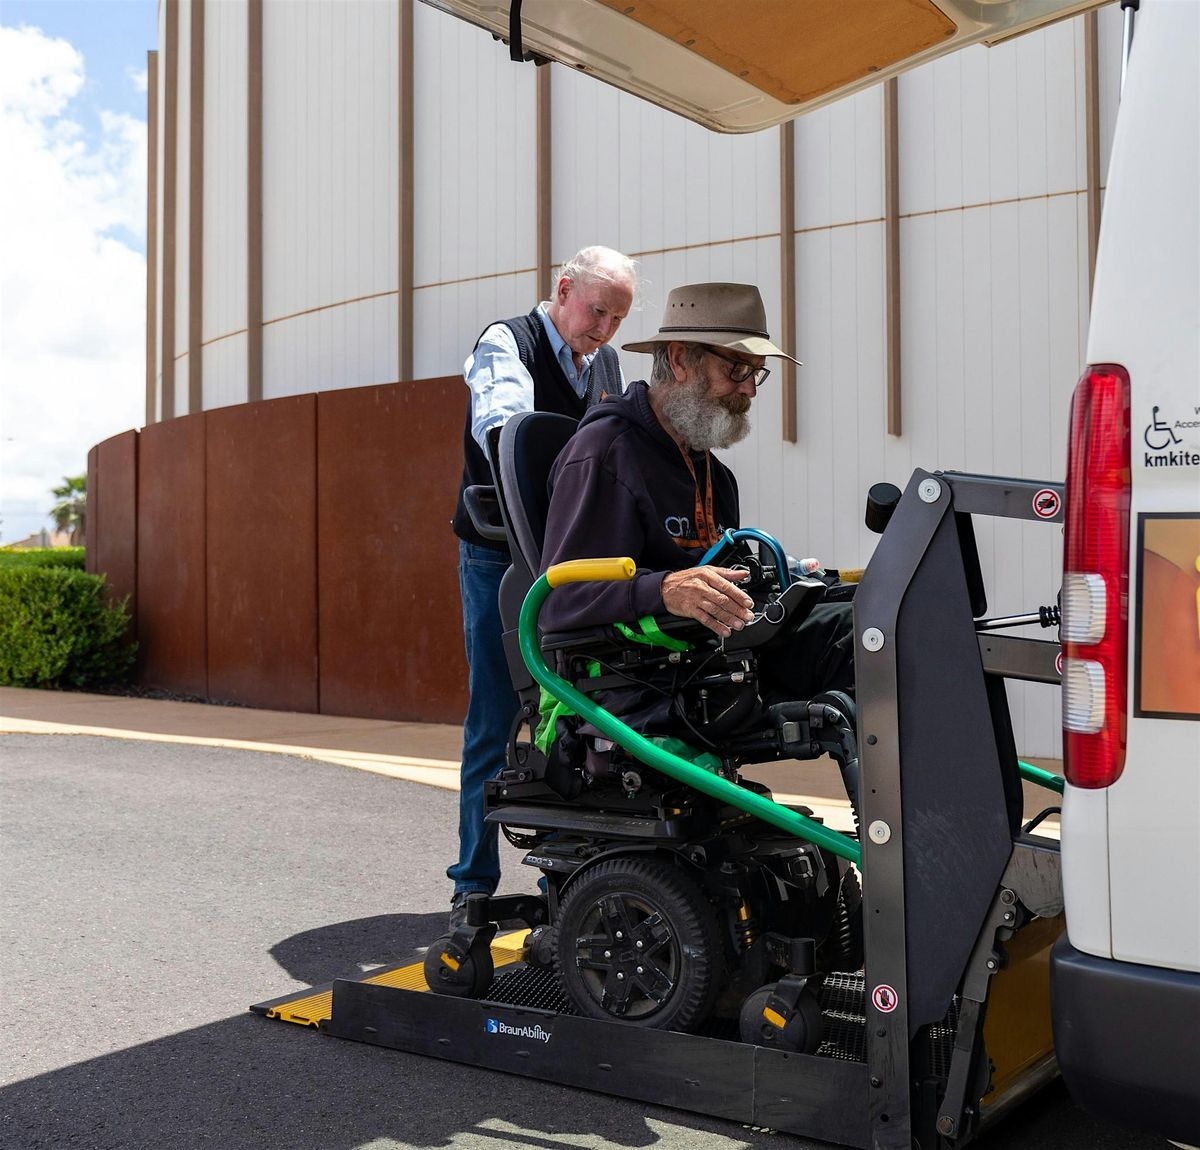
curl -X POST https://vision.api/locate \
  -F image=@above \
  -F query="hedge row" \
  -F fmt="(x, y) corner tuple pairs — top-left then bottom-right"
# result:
(0, 547), (86, 570)
(0, 566), (136, 688)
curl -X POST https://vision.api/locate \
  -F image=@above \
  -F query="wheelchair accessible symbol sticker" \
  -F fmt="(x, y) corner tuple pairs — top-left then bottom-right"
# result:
(1032, 489), (1061, 520)
(872, 984), (899, 1014)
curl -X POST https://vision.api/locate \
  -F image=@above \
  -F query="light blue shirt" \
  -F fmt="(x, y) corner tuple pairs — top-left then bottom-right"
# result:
(463, 302), (624, 450)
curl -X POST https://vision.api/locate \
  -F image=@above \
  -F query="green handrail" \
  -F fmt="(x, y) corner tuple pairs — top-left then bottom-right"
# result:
(519, 559), (862, 866)
(1017, 759), (1065, 795)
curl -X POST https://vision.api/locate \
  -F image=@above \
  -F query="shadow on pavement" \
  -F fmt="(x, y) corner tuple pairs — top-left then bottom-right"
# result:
(1, 912), (720, 1150)
(2, 911), (1166, 1150)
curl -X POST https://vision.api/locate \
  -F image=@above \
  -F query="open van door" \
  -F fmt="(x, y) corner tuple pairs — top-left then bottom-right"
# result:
(419, 0), (1107, 133)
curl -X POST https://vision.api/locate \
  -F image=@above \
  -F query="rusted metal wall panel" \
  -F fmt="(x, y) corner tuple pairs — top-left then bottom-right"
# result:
(206, 394), (317, 711)
(92, 431), (139, 633)
(86, 446), (99, 576)
(317, 377), (467, 723)
(137, 413), (207, 694)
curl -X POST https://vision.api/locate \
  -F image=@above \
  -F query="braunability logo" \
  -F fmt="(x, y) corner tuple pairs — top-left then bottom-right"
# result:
(485, 1018), (552, 1043)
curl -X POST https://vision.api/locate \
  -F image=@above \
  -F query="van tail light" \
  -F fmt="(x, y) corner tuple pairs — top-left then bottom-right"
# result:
(1062, 365), (1131, 788)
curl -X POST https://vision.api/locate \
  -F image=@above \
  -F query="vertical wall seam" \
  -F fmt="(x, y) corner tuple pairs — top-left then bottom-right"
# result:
(1083, 10), (1101, 299)
(884, 77), (902, 438)
(313, 397), (321, 713)
(247, 0), (263, 401)
(779, 120), (797, 444)
(162, 1), (178, 420)
(399, 0), (414, 382)
(536, 64), (553, 300)
(146, 50), (159, 427)
(189, 0), (205, 414)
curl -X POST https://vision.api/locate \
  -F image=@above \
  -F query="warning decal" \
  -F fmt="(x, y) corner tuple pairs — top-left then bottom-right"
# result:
(1033, 489), (1061, 519)
(871, 984), (899, 1014)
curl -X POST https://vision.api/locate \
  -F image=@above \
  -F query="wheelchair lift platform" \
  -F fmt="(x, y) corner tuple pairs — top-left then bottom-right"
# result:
(253, 930), (891, 1147)
(250, 918), (1058, 1149)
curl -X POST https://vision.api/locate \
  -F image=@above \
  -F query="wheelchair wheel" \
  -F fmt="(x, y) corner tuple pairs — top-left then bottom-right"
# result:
(424, 931), (494, 998)
(554, 856), (722, 1032)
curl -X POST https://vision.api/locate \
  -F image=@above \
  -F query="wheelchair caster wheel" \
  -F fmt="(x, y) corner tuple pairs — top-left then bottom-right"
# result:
(739, 983), (823, 1053)
(524, 924), (557, 971)
(424, 931), (494, 998)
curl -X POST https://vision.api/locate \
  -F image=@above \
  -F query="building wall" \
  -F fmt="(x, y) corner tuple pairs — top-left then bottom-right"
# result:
(137, 0), (1128, 751)
(201, 0), (249, 410)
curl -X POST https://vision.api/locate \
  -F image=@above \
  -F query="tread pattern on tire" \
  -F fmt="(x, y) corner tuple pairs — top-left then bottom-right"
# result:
(553, 856), (723, 1032)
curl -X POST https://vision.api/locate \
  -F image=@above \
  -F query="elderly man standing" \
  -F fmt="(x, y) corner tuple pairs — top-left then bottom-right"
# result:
(449, 245), (636, 925)
(540, 281), (854, 713)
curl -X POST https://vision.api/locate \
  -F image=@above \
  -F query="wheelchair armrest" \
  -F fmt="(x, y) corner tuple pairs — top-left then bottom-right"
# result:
(463, 483), (508, 543)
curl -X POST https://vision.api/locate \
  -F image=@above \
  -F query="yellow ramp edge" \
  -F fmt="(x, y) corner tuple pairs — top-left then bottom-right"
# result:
(264, 930), (530, 1027)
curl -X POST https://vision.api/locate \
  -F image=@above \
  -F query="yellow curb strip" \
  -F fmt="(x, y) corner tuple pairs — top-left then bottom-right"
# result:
(0, 716), (464, 788)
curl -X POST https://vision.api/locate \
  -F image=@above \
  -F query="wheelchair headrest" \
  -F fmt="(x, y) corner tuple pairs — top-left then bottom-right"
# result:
(496, 411), (579, 579)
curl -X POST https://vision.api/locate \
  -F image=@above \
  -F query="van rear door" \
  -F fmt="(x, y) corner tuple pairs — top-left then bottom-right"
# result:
(420, 0), (1106, 132)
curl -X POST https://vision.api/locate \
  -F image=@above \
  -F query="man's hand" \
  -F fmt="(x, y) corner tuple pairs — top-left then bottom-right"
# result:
(661, 566), (756, 638)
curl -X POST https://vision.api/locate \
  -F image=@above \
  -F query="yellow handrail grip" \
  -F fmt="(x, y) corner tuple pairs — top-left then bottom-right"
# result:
(546, 557), (636, 587)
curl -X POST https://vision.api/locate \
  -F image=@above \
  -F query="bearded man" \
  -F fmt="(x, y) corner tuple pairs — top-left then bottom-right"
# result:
(540, 281), (854, 716)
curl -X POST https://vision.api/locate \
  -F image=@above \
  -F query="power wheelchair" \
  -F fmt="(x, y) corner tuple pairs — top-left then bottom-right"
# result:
(427, 410), (871, 1051)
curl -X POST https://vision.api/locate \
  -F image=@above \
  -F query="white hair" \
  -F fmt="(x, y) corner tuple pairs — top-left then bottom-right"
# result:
(558, 245), (637, 292)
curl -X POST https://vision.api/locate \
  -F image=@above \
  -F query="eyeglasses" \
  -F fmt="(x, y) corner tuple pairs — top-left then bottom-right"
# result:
(702, 346), (770, 387)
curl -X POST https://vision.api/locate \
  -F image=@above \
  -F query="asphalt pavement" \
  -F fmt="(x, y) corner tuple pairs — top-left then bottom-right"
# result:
(1, 733), (1162, 1150)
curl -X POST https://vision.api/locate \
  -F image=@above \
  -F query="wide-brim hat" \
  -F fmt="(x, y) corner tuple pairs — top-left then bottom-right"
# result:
(622, 281), (801, 365)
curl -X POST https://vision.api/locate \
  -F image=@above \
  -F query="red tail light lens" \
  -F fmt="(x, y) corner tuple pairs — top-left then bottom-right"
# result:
(1062, 365), (1131, 788)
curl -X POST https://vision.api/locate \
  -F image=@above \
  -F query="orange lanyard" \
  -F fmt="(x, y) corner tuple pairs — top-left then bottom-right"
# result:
(676, 445), (722, 548)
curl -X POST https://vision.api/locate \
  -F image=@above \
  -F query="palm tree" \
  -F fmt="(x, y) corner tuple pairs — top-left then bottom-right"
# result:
(50, 474), (87, 546)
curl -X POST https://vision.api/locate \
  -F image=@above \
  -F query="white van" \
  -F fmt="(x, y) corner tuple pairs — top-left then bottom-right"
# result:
(427, 0), (1200, 1141)
(1052, 2), (1200, 1143)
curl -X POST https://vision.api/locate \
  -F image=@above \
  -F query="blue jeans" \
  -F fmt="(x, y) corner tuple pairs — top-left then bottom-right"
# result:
(448, 539), (520, 897)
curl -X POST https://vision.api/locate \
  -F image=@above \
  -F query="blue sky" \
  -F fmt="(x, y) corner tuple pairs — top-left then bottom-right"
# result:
(0, 0), (157, 543)
(3, 0), (156, 247)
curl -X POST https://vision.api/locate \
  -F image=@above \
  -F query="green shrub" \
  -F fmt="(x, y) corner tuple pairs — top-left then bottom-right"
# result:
(0, 567), (136, 688)
(0, 547), (86, 571)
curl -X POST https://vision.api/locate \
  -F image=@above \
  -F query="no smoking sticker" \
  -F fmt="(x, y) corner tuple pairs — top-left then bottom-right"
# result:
(1055, 651), (1064, 676)
(1033, 489), (1061, 519)
(872, 984), (899, 1013)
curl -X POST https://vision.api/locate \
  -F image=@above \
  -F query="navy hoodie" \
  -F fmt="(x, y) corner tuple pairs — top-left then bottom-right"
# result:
(540, 380), (740, 631)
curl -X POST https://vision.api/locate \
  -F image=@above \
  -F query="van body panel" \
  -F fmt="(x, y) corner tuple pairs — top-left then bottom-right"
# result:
(1060, 785), (1112, 957)
(1075, 0), (1200, 972)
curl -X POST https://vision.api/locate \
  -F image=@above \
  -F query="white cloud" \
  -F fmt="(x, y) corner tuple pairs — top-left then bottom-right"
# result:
(0, 23), (145, 545)
(127, 64), (149, 94)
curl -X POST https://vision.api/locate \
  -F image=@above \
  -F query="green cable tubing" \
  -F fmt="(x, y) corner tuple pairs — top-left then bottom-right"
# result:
(1017, 759), (1065, 795)
(519, 563), (862, 867)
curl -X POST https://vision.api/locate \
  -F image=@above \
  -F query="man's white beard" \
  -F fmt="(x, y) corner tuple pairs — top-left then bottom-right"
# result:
(660, 377), (751, 451)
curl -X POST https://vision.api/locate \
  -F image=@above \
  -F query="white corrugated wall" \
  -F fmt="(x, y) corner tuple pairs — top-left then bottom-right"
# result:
(261, 0), (399, 399)
(150, 0), (1130, 754)
(202, 0), (248, 410)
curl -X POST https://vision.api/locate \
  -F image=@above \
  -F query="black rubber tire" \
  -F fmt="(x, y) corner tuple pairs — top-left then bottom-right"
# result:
(824, 865), (864, 973)
(738, 983), (824, 1053)
(524, 924), (557, 971)
(554, 856), (722, 1032)
(424, 932), (495, 998)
